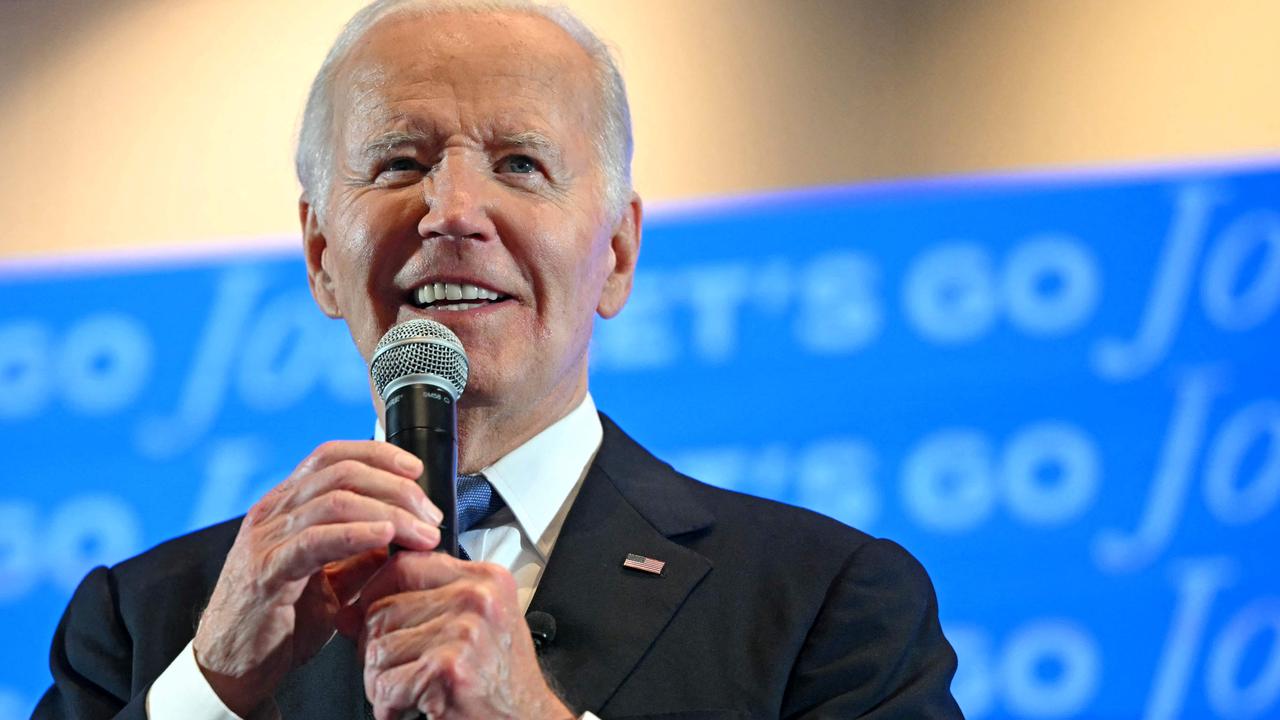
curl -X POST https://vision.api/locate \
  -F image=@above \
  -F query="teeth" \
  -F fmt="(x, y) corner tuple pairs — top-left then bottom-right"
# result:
(415, 282), (503, 307)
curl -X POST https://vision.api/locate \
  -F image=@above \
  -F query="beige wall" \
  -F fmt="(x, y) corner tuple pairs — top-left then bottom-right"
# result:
(1, 0), (1278, 259)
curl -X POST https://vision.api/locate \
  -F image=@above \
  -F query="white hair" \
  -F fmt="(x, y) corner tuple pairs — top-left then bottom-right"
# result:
(295, 0), (633, 219)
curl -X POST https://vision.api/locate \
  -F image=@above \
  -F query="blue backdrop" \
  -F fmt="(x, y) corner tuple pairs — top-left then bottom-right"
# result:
(2, 161), (1279, 719)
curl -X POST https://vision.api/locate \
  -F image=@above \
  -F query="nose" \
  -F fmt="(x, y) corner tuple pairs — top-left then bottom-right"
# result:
(416, 153), (496, 243)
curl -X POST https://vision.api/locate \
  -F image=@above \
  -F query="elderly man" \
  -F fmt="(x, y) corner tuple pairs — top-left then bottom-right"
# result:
(36, 1), (962, 719)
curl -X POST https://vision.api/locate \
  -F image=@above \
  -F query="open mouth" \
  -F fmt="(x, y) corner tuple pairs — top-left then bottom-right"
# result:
(410, 281), (511, 311)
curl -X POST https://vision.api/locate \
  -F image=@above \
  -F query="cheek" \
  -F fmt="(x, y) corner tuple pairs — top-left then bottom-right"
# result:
(324, 215), (409, 356)
(329, 240), (374, 309)
(334, 199), (418, 287)
(545, 241), (606, 318)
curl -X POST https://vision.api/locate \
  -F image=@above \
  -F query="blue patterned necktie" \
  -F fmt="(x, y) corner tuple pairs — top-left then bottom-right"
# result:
(455, 473), (505, 560)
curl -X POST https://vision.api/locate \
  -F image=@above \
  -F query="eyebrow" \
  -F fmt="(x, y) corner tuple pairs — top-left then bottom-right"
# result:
(358, 129), (563, 162)
(499, 131), (562, 162)
(360, 130), (434, 160)
(500, 131), (555, 151)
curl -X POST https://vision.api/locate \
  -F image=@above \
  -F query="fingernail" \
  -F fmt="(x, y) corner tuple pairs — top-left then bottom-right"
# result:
(416, 521), (439, 544)
(420, 499), (443, 524)
(396, 452), (422, 474)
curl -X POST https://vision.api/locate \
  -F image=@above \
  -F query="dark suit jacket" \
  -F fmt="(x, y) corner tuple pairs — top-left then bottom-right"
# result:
(35, 415), (962, 719)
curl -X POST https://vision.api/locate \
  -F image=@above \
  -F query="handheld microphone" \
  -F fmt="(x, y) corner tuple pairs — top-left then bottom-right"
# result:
(370, 319), (469, 558)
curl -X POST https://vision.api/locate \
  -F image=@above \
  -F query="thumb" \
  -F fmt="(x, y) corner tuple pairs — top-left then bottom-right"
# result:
(323, 547), (389, 604)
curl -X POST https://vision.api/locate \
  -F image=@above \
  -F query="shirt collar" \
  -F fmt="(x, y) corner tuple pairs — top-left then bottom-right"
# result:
(481, 393), (602, 559)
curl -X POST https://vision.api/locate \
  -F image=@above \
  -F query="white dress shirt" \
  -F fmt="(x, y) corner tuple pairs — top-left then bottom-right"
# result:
(148, 394), (604, 719)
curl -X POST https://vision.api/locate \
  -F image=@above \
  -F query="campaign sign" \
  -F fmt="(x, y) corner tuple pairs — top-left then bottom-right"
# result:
(2, 161), (1278, 719)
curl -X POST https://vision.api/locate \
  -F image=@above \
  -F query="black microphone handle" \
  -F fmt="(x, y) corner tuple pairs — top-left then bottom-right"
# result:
(385, 383), (459, 558)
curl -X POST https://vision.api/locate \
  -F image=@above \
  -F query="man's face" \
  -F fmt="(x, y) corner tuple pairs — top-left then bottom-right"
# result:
(303, 11), (639, 431)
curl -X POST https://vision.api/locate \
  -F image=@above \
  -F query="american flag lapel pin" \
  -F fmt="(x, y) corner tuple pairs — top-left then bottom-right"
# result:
(622, 553), (666, 576)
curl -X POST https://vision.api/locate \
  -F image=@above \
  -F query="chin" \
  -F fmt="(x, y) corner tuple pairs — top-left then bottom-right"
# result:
(455, 371), (508, 410)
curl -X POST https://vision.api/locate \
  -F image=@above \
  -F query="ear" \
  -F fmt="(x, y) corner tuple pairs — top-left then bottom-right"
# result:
(596, 193), (643, 319)
(301, 198), (342, 319)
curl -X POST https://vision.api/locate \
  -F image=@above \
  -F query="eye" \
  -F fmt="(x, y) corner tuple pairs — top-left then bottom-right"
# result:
(498, 154), (539, 175)
(383, 157), (423, 173)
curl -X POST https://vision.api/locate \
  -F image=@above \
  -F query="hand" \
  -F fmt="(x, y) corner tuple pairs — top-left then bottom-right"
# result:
(345, 551), (573, 720)
(193, 441), (442, 716)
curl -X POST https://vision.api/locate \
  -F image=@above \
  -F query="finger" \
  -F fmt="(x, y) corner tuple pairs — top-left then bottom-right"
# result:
(266, 521), (397, 587)
(365, 613), (481, 674)
(329, 549), (390, 640)
(368, 642), (468, 719)
(285, 459), (440, 526)
(363, 575), (507, 643)
(419, 678), (449, 720)
(368, 648), (425, 717)
(296, 440), (424, 480)
(370, 656), (441, 720)
(335, 603), (364, 641)
(325, 547), (389, 602)
(243, 443), (432, 532)
(354, 552), (474, 616)
(362, 590), (446, 644)
(290, 490), (439, 552)
(360, 603), (451, 665)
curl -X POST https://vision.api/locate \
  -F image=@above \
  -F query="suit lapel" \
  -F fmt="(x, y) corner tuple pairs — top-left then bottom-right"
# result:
(528, 415), (714, 712)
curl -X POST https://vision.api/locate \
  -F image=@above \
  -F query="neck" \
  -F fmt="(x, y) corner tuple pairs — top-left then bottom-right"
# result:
(455, 370), (588, 474)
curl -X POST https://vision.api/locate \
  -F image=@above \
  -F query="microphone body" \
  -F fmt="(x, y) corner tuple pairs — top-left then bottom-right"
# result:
(385, 381), (459, 557)
(370, 319), (470, 559)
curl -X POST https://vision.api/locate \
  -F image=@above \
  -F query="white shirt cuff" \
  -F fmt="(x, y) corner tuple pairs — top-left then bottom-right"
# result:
(146, 640), (245, 720)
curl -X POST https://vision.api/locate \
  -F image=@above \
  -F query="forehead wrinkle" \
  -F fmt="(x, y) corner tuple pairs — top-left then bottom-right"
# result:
(330, 12), (607, 185)
(344, 65), (391, 115)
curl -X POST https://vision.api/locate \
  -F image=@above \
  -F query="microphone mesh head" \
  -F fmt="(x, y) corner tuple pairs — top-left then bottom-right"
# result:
(369, 319), (469, 400)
